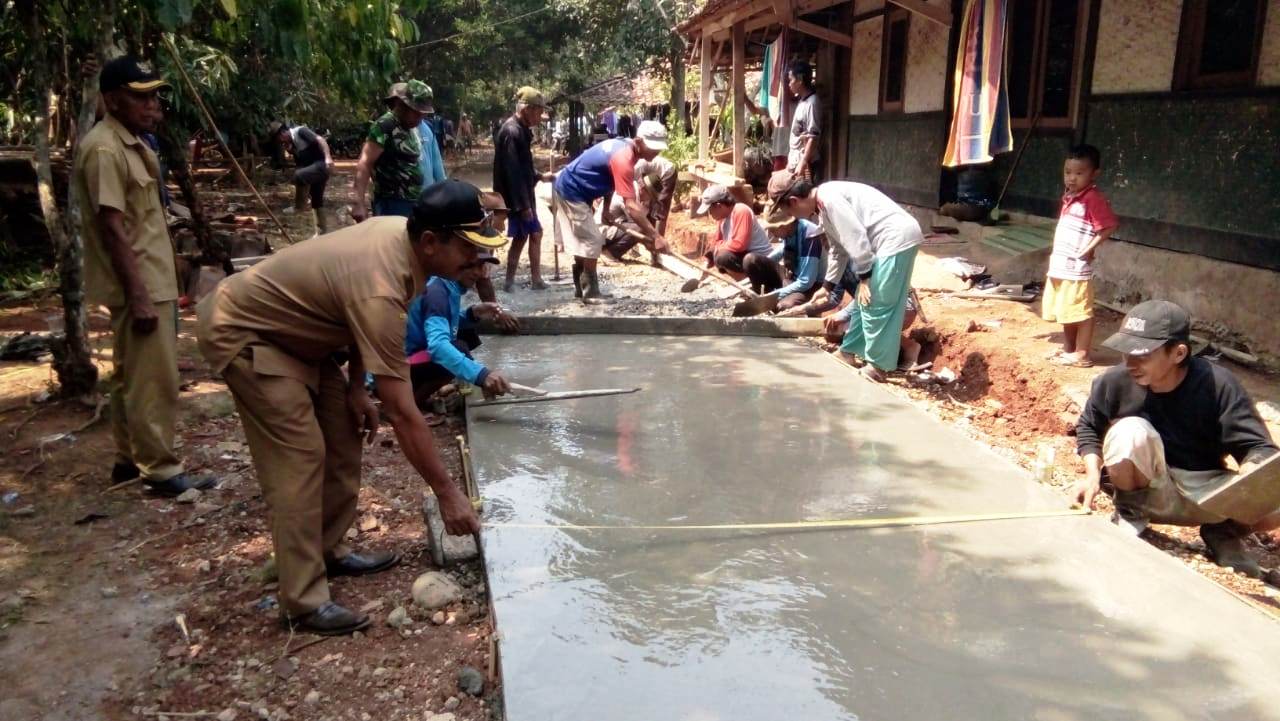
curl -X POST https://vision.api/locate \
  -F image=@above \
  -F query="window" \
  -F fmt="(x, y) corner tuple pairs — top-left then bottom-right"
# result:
(1006, 0), (1090, 128)
(1175, 0), (1268, 90)
(880, 8), (909, 112)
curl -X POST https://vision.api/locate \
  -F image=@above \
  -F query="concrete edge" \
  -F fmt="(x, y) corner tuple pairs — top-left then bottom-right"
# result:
(477, 315), (824, 337)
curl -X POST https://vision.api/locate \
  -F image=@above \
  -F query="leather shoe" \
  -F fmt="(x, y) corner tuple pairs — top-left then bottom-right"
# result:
(111, 461), (140, 483)
(145, 472), (218, 497)
(325, 550), (401, 578)
(282, 601), (370, 636)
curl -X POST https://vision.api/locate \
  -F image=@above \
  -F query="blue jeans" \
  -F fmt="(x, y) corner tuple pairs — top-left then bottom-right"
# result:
(373, 198), (415, 217)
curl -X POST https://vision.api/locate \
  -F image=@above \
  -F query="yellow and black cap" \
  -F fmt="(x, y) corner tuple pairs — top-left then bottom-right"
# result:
(414, 180), (507, 249)
(100, 56), (170, 93)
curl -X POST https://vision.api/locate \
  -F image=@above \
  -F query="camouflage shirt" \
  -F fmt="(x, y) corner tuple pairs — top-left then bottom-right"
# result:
(367, 112), (424, 201)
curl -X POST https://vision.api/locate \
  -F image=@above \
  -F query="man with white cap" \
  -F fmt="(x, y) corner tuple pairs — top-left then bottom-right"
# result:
(1074, 300), (1279, 578)
(551, 119), (670, 301)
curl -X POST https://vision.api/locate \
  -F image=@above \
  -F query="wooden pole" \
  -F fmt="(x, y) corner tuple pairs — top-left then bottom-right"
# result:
(698, 32), (713, 161)
(161, 36), (291, 249)
(732, 21), (746, 178)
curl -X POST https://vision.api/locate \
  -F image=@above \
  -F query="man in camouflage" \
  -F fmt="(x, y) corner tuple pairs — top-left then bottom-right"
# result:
(351, 80), (435, 221)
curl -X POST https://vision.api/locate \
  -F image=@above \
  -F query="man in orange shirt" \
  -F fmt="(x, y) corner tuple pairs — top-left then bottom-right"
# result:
(699, 185), (783, 294)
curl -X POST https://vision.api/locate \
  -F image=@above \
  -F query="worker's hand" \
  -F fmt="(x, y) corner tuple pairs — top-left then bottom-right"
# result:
(823, 315), (847, 336)
(347, 387), (380, 445)
(128, 297), (159, 335)
(1073, 466), (1102, 510)
(541, 172), (555, 183)
(350, 202), (368, 223)
(856, 282), (873, 307)
(481, 371), (512, 400)
(704, 252), (715, 269)
(494, 308), (520, 333)
(653, 234), (669, 252)
(325, 158), (335, 170)
(438, 487), (481, 535)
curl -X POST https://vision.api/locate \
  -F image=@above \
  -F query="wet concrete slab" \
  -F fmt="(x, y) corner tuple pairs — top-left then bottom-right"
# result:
(467, 335), (1280, 721)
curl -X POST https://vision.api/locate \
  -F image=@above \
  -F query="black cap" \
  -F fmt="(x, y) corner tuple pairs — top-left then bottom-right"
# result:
(1102, 300), (1192, 356)
(412, 180), (506, 249)
(100, 56), (170, 93)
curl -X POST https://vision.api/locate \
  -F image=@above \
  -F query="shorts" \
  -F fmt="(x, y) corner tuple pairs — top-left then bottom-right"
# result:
(373, 198), (415, 218)
(1040, 276), (1093, 324)
(552, 189), (604, 260)
(1102, 416), (1269, 525)
(507, 212), (543, 238)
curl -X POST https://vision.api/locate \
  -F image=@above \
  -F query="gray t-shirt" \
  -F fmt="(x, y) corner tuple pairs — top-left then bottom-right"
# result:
(788, 92), (821, 170)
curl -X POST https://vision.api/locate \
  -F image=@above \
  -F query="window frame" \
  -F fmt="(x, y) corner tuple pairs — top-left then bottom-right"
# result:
(1173, 0), (1268, 91)
(1007, 0), (1093, 130)
(879, 7), (910, 114)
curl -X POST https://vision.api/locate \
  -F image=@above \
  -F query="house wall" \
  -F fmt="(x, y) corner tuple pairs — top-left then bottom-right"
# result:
(1091, 0), (1182, 93)
(845, 2), (949, 205)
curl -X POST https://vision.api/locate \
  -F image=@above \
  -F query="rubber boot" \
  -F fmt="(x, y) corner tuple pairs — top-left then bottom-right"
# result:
(572, 260), (584, 299)
(314, 208), (331, 235)
(293, 184), (308, 211)
(1201, 520), (1263, 578)
(583, 268), (612, 301)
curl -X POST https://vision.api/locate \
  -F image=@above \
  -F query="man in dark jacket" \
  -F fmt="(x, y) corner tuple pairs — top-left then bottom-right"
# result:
(1073, 300), (1278, 577)
(494, 86), (554, 292)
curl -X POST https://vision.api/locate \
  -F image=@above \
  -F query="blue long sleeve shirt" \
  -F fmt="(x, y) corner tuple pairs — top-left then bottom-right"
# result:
(767, 218), (826, 297)
(417, 120), (447, 186)
(405, 277), (489, 385)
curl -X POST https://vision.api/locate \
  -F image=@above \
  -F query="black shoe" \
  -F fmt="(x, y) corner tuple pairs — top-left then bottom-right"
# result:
(325, 550), (401, 578)
(282, 601), (370, 636)
(144, 472), (218, 497)
(1201, 521), (1263, 578)
(111, 461), (140, 483)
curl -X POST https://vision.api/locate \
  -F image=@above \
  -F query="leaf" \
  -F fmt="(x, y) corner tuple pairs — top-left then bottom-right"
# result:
(219, 0), (237, 19)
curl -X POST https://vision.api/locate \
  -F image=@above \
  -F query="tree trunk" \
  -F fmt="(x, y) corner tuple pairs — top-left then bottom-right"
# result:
(670, 38), (688, 134)
(19, 0), (98, 398)
(156, 121), (231, 273)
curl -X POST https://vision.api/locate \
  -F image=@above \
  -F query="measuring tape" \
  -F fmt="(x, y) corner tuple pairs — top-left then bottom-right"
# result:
(485, 508), (1089, 532)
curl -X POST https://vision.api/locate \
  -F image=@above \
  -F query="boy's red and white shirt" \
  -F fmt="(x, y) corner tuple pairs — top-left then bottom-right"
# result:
(1048, 185), (1118, 281)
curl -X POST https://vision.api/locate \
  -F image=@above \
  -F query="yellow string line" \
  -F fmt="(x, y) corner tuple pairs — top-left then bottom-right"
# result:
(485, 508), (1089, 532)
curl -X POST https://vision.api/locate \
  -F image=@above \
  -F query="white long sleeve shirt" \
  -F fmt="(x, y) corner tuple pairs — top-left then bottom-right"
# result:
(816, 182), (923, 283)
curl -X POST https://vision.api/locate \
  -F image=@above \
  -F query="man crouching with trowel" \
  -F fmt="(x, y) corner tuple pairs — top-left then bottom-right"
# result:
(197, 180), (503, 635)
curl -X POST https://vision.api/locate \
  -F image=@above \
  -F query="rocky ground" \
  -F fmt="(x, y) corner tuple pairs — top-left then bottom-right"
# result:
(1, 141), (1279, 721)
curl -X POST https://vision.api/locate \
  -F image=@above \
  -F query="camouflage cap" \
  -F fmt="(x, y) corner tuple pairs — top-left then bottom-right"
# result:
(385, 80), (435, 114)
(514, 86), (547, 108)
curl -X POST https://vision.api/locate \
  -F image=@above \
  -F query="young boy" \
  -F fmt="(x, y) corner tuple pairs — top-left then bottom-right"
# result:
(1042, 144), (1118, 368)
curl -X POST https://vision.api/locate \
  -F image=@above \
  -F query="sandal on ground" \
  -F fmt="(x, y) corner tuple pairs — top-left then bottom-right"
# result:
(1051, 354), (1094, 368)
(860, 365), (888, 383)
(898, 361), (933, 373)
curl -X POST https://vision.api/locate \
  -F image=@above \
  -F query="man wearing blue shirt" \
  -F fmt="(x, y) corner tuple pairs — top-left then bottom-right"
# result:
(764, 217), (826, 312)
(405, 253), (516, 406)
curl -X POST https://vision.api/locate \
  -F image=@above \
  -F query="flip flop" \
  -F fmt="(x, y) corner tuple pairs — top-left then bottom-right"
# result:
(897, 361), (933, 373)
(1051, 354), (1094, 368)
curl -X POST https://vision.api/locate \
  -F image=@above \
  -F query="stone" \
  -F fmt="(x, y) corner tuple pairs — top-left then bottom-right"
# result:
(217, 710), (237, 721)
(386, 606), (411, 629)
(101, 586), (120, 599)
(426, 714), (456, 721)
(431, 611), (445, 625)
(175, 488), (202, 503)
(411, 572), (463, 610)
(457, 666), (484, 696)
(195, 559), (212, 574)
(272, 657), (297, 680)
(443, 696), (460, 711)
(303, 690), (320, 705)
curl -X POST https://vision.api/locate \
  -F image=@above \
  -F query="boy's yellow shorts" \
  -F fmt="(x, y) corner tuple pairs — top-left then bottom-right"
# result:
(1041, 277), (1094, 324)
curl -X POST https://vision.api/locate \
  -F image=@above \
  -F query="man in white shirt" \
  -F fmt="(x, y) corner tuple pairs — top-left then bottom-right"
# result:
(786, 61), (821, 181)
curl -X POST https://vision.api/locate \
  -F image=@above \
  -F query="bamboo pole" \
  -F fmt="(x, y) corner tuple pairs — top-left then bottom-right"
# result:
(160, 35), (290, 249)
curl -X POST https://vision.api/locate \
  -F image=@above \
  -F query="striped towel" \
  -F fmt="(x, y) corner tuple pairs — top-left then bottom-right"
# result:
(942, 0), (1013, 167)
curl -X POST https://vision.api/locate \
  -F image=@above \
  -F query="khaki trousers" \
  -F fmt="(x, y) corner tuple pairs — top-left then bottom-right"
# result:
(222, 349), (362, 616)
(108, 301), (183, 481)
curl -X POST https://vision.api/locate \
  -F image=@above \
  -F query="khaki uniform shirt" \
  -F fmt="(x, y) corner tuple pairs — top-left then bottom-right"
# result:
(72, 115), (179, 307)
(196, 217), (426, 389)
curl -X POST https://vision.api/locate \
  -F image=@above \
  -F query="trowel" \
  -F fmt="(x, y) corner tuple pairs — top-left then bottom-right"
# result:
(732, 292), (779, 317)
(470, 386), (641, 407)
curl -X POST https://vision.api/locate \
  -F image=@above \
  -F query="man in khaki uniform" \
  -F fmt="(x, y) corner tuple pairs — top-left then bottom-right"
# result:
(198, 180), (505, 635)
(73, 56), (214, 497)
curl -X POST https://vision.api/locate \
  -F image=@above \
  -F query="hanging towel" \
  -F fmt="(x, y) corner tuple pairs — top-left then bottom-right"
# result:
(942, 0), (1013, 167)
(760, 29), (789, 127)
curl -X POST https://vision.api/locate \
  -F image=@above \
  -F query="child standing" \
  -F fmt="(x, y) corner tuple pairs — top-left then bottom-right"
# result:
(1042, 144), (1118, 368)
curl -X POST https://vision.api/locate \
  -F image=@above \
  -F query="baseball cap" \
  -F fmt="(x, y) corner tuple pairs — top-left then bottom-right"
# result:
(385, 80), (435, 114)
(514, 86), (546, 108)
(1102, 300), (1192, 356)
(413, 179), (506, 249)
(475, 250), (501, 265)
(636, 120), (668, 151)
(696, 184), (733, 215)
(100, 56), (170, 93)
(765, 169), (802, 223)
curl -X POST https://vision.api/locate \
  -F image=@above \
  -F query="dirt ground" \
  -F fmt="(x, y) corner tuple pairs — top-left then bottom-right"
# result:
(2, 142), (1278, 720)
